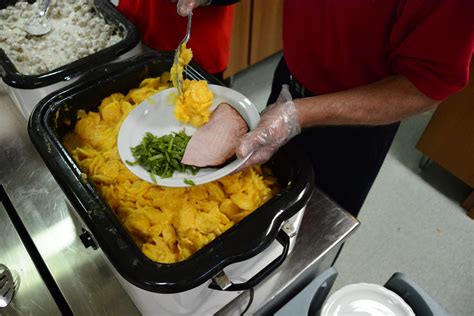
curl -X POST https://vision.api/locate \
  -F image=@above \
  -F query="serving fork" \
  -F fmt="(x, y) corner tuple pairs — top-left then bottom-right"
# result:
(174, 11), (193, 95)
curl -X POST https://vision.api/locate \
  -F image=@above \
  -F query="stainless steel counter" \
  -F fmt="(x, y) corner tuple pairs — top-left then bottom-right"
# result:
(0, 199), (61, 315)
(218, 189), (358, 315)
(0, 86), (140, 315)
(0, 85), (359, 315)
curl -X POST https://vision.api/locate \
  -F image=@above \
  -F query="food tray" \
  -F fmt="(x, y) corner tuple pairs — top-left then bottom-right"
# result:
(0, 0), (139, 89)
(28, 51), (315, 293)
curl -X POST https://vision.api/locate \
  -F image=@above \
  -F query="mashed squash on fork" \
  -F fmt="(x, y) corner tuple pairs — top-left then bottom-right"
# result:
(171, 44), (213, 127)
(64, 74), (279, 264)
(175, 80), (213, 127)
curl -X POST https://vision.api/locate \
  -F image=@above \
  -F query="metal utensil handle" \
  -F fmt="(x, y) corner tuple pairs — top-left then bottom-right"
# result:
(175, 11), (193, 95)
(181, 11), (192, 45)
(208, 229), (291, 292)
(40, 0), (51, 17)
(89, 0), (105, 20)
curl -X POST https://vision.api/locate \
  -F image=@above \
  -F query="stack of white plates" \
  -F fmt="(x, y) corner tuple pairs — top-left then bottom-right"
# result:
(321, 283), (415, 316)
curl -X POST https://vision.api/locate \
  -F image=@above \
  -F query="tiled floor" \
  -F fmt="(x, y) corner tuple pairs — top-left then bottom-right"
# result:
(232, 54), (474, 316)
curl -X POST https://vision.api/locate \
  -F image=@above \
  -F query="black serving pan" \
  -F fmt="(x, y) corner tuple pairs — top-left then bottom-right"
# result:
(28, 51), (314, 293)
(0, 0), (140, 89)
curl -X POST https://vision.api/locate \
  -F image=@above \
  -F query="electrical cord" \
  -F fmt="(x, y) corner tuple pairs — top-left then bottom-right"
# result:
(241, 287), (254, 315)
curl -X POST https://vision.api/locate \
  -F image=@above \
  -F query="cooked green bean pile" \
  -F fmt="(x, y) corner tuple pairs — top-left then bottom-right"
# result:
(127, 130), (199, 183)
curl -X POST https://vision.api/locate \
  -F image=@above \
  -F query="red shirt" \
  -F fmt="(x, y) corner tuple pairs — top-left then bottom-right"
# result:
(118, 0), (234, 74)
(283, 0), (474, 100)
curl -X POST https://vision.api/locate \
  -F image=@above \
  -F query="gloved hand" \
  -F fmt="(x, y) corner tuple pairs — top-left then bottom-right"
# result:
(236, 85), (301, 170)
(176, 0), (210, 16)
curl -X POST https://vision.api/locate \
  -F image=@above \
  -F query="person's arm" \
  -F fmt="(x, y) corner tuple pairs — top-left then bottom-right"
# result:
(296, 75), (439, 127)
(236, 76), (440, 169)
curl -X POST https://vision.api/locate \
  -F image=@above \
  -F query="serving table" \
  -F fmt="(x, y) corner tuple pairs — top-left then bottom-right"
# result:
(0, 86), (358, 315)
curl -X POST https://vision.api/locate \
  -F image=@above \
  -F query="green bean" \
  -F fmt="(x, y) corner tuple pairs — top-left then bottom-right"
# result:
(126, 130), (199, 183)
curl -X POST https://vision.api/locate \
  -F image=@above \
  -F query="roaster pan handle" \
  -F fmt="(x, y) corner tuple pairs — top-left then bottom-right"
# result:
(208, 229), (290, 291)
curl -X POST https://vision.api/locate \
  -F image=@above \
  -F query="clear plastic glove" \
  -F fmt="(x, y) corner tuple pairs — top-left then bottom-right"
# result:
(176, 0), (210, 16)
(236, 85), (301, 170)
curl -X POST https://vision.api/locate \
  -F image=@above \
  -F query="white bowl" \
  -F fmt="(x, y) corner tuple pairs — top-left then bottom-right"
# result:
(321, 283), (415, 316)
(117, 84), (260, 187)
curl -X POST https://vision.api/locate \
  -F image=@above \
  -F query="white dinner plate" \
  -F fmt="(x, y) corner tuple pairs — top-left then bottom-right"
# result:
(321, 283), (415, 316)
(117, 84), (260, 187)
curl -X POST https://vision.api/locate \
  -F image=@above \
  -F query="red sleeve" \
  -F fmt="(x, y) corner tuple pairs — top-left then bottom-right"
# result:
(389, 0), (474, 100)
(117, 0), (234, 74)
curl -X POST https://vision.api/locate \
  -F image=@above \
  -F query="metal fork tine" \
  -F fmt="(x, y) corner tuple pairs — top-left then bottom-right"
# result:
(175, 46), (181, 94)
(0, 264), (15, 308)
(0, 282), (9, 295)
(0, 275), (6, 289)
(1, 287), (12, 303)
(0, 281), (10, 296)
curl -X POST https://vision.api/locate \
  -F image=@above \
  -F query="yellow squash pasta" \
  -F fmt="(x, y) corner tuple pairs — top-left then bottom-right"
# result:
(64, 74), (279, 264)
